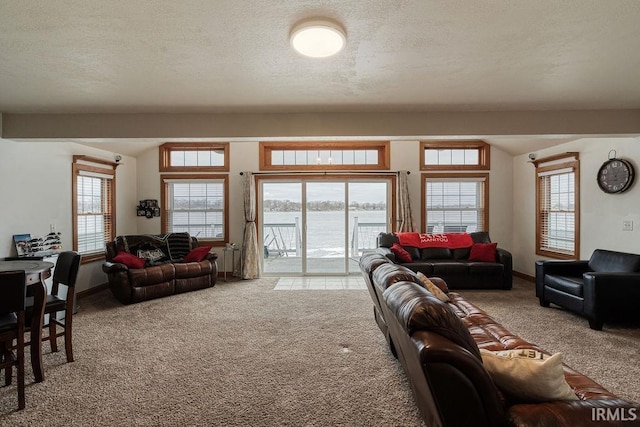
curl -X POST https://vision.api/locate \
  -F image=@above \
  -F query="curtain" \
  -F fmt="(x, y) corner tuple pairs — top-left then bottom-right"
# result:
(397, 171), (416, 232)
(241, 172), (261, 279)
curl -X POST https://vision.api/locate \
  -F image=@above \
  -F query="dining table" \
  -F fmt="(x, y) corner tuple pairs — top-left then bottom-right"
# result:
(0, 259), (54, 383)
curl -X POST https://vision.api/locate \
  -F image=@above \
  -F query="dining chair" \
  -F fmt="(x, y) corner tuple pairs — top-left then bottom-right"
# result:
(25, 251), (81, 363)
(0, 270), (27, 410)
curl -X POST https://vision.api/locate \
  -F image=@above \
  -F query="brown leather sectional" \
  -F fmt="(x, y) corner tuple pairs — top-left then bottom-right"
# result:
(360, 252), (640, 426)
(102, 233), (218, 304)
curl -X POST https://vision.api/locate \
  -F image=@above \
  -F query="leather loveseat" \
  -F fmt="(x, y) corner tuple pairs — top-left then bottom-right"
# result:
(376, 231), (512, 289)
(102, 233), (218, 304)
(360, 252), (640, 426)
(536, 249), (640, 330)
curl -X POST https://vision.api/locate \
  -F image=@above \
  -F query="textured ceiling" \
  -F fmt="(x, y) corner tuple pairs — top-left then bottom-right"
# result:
(2, 0), (640, 114)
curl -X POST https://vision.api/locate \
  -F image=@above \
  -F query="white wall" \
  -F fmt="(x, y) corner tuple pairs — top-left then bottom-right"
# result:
(512, 137), (640, 276)
(0, 140), (138, 293)
(7, 136), (636, 290)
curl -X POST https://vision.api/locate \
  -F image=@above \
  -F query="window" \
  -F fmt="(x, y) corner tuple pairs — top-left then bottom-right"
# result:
(72, 156), (117, 262)
(534, 153), (580, 259)
(161, 174), (229, 243)
(420, 140), (490, 171)
(159, 143), (229, 172)
(259, 141), (390, 170)
(422, 173), (488, 233)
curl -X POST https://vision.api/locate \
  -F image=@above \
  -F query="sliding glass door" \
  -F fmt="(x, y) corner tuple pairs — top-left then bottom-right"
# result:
(260, 177), (392, 276)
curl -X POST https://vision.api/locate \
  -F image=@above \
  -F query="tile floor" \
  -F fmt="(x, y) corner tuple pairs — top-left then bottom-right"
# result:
(273, 276), (367, 290)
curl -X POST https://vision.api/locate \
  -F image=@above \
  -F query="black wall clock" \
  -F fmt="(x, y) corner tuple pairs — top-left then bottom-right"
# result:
(597, 157), (635, 194)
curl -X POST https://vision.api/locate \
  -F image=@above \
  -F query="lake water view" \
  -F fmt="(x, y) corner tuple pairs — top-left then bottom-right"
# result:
(262, 210), (387, 258)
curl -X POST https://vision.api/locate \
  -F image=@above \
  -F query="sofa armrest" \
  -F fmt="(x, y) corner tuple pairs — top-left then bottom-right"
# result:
(536, 260), (591, 298)
(583, 272), (640, 319)
(102, 261), (129, 273)
(203, 252), (218, 261)
(508, 399), (640, 427)
(376, 247), (395, 263)
(536, 259), (591, 275)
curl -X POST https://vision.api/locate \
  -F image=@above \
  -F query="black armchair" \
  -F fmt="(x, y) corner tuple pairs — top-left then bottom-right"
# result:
(536, 249), (640, 330)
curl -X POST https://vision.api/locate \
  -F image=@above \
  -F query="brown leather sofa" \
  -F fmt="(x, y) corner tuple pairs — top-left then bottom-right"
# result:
(102, 233), (218, 304)
(376, 231), (513, 289)
(360, 252), (640, 426)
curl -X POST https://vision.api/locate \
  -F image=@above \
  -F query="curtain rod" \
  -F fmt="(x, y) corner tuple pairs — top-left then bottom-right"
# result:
(239, 171), (409, 176)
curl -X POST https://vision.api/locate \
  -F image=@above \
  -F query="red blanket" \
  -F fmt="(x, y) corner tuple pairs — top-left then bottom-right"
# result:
(395, 232), (473, 249)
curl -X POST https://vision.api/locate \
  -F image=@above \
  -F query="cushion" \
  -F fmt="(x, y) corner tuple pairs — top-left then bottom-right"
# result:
(421, 247), (452, 260)
(390, 243), (412, 263)
(469, 242), (498, 262)
(416, 272), (450, 302)
(183, 246), (212, 262)
(112, 251), (146, 269)
(480, 349), (578, 402)
(137, 247), (170, 265)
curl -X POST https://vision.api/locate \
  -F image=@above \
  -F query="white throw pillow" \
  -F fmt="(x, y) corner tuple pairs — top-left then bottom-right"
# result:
(416, 271), (450, 302)
(480, 349), (578, 402)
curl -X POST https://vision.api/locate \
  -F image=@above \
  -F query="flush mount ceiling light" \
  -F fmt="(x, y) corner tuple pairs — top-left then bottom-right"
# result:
(290, 19), (346, 58)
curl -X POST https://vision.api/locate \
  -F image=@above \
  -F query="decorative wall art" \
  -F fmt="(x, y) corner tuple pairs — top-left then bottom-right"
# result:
(137, 199), (161, 219)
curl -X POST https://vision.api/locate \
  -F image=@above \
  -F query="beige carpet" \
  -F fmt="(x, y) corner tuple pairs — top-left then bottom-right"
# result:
(0, 278), (421, 426)
(1, 277), (638, 426)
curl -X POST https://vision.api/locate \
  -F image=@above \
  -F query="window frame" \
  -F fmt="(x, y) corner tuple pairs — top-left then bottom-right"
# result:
(259, 141), (390, 171)
(159, 142), (230, 172)
(421, 172), (490, 234)
(72, 155), (117, 263)
(160, 174), (230, 246)
(533, 152), (580, 260)
(420, 140), (490, 171)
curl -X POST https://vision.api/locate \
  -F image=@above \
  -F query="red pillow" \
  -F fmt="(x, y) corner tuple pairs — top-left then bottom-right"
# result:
(183, 246), (212, 262)
(390, 243), (412, 263)
(468, 243), (498, 262)
(112, 251), (146, 269)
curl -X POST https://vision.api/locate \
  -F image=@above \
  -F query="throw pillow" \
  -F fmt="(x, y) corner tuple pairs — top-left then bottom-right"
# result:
(416, 271), (450, 302)
(468, 242), (498, 262)
(390, 243), (413, 263)
(112, 251), (146, 269)
(137, 247), (169, 264)
(183, 246), (212, 262)
(480, 349), (578, 402)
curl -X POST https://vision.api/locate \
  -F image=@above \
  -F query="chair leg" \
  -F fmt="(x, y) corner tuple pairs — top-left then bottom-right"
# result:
(589, 318), (604, 331)
(17, 337), (25, 410)
(49, 316), (58, 353)
(64, 317), (74, 363)
(1, 341), (12, 386)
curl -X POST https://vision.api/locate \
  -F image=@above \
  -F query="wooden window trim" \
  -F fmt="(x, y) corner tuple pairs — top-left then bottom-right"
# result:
(421, 172), (490, 233)
(259, 141), (390, 171)
(159, 142), (230, 172)
(160, 174), (230, 246)
(420, 140), (490, 171)
(534, 152), (580, 260)
(72, 156), (117, 264)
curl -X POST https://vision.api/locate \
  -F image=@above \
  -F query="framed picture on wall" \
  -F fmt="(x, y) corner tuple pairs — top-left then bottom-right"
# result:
(13, 233), (32, 256)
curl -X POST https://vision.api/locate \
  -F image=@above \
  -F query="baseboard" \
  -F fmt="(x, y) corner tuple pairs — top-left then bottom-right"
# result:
(513, 270), (535, 282)
(77, 282), (110, 299)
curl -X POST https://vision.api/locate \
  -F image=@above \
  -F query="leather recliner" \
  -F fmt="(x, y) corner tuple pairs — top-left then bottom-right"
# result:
(536, 249), (640, 330)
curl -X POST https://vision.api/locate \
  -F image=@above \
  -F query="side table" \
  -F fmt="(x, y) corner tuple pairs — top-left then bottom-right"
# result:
(222, 247), (241, 281)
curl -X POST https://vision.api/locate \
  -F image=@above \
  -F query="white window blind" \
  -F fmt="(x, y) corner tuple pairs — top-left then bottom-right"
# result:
(165, 180), (225, 239)
(425, 177), (486, 233)
(74, 159), (115, 256)
(538, 170), (576, 255)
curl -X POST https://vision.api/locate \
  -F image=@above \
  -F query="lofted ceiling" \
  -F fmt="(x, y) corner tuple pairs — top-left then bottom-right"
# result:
(1, 1), (640, 155)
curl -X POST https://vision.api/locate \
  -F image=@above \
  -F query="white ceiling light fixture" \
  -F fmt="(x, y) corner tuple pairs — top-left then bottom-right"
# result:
(290, 19), (346, 58)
